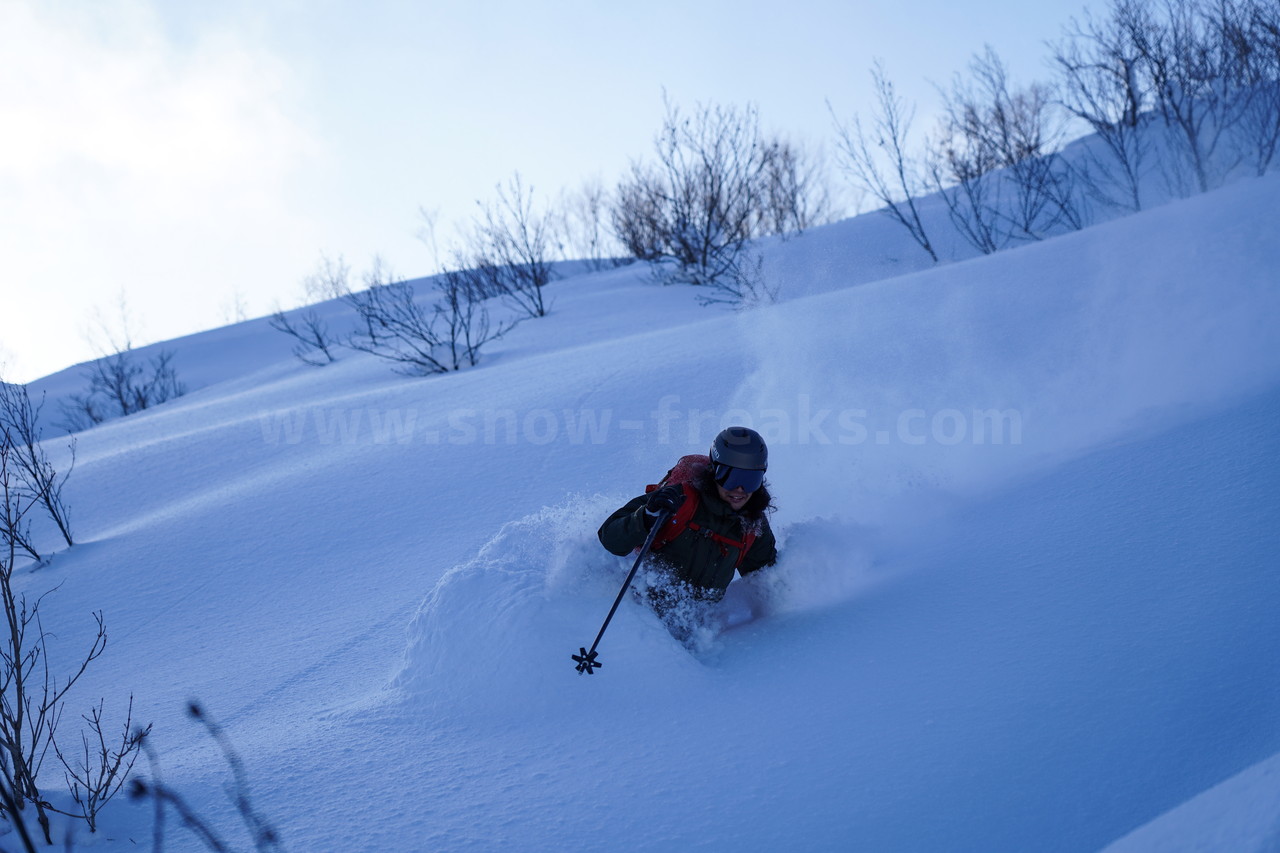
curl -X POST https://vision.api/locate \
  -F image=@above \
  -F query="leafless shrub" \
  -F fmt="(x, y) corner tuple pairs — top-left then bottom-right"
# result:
(0, 433), (42, 564)
(219, 290), (249, 326)
(269, 309), (340, 367)
(96, 350), (182, 417)
(468, 174), (557, 318)
(50, 696), (150, 833)
(693, 249), (780, 309)
(58, 296), (185, 431)
(611, 95), (831, 303)
(555, 178), (629, 271)
(931, 47), (1082, 251)
(1128, 0), (1254, 193)
(1051, 0), (1280, 202)
(1049, 0), (1279, 198)
(0, 380), (74, 551)
(1054, 0), (1157, 211)
(757, 137), (836, 237)
(926, 115), (1007, 254)
(345, 259), (452, 376)
(60, 348), (186, 433)
(300, 253), (352, 304)
(611, 97), (773, 291)
(415, 207), (448, 276)
(57, 394), (106, 436)
(268, 254), (351, 367)
(346, 257), (514, 376)
(1223, 0), (1280, 175)
(0, 756), (39, 852)
(611, 161), (667, 265)
(0, 465), (113, 844)
(832, 62), (940, 262)
(435, 258), (520, 371)
(4, 703), (281, 851)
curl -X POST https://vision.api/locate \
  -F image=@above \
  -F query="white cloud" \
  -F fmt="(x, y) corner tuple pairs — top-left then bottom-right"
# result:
(0, 0), (322, 381)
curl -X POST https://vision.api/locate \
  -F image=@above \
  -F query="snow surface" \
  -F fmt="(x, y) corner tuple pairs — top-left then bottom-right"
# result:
(10, 172), (1280, 851)
(1101, 750), (1280, 852)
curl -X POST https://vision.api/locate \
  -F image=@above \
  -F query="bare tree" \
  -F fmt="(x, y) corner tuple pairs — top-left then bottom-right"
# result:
(1128, 0), (1252, 193)
(435, 257), (519, 371)
(269, 309), (340, 367)
(831, 62), (940, 261)
(757, 136), (836, 237)
(268, 253), (350, 367)
(83, 350), (185, 418)
(415, 206), (453, 278)
(469, 174), (557, 318)
(1223, 0), (1280, 174)
(345, 259), (452, 376)
(219, 290), (250, 325)
(951, 48), (1080, 239)
(345, 257), (513, 376)
(0, 429), (42, 562)
(927, 115), (1007, 254)
(692, 249), (780, 309)
(300, 252), (353, 304)
(5, 702), (281, 851)
(555, 177), (628, 271)
(0, 381), (74, 550)
(1, 441), (114, 843)
(612, 161), (668, 264)
(50, 696), (150, 833)
(61, 295), (185, 430)
(60, 301), (186, 431)
(1053, 0), (1156, 211)
(927, 47), (1082, 252)
(0, 758), (39, 851)
(612, 96), (772, 288)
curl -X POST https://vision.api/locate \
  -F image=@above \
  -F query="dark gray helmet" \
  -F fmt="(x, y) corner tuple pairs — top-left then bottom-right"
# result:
(710, 426), (768, 471)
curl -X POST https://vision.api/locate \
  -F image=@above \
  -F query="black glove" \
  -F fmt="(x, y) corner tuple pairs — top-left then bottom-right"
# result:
(645, 483), (686, 517)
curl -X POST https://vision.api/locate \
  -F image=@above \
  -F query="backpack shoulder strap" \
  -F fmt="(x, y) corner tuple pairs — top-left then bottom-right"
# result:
(734, 529), (758, 570)
(642, 483), (759, 570)
(639, 454), (712, 554)
(648, 482), (701, 552)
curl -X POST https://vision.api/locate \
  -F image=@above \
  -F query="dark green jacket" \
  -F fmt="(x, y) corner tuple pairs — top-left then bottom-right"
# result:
(598, 484), (777, 595)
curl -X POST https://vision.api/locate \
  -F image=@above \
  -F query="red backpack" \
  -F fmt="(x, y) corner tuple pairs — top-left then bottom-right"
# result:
(642, 454), (758, 570)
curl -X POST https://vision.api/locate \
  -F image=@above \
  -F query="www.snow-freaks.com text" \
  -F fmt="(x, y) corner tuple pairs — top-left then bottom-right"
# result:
(256, 395), (1023, 447)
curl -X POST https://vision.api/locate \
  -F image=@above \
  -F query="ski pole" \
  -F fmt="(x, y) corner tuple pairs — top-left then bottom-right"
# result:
(573, 508), (672, 674)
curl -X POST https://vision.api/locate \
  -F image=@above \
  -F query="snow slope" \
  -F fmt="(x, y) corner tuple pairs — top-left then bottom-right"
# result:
(11, 173), (1280, 851)
(1102, 750), (1280, 852)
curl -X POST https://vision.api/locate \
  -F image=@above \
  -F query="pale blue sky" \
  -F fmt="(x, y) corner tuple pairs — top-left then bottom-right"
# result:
(2, 0), (1093, 382)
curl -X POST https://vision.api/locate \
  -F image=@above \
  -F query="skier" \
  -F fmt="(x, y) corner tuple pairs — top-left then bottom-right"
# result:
(597, 426), (778, 629)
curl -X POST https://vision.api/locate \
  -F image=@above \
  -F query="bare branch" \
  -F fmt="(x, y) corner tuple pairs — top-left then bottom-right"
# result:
(470, 173), (558, 319)
(268, 309), (339, 367)
(344, 260), (451, 376)
(49, 696), (150, 832)
(831, 62), (940, 261)
(1053, 0), (1155, 211)
(612, 96), (780, 297)
(0, 380), (75, 548)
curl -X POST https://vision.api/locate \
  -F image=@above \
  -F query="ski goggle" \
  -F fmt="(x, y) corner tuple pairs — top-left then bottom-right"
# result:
(712, 463), (765, 493)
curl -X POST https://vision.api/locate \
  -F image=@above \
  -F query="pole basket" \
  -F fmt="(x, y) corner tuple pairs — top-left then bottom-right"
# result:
(572, 507), (673, 676)
(572, 647), (601, 674)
